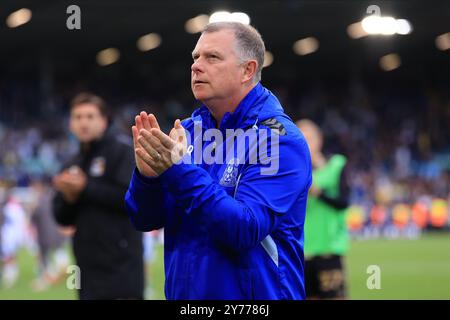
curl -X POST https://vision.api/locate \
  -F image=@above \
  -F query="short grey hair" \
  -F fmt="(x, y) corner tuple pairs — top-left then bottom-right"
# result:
(203, 22), (265, 83)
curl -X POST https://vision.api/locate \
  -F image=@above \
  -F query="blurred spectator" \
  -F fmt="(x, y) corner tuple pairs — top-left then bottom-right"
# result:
(29, 178), (70, 291)
(1, 187), (32, 288)
(297, 119), (351, 299)
(52, 93), (144, 300)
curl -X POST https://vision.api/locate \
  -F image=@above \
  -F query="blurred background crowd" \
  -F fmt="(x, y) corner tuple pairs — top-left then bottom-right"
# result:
(1, 77), (448, 239)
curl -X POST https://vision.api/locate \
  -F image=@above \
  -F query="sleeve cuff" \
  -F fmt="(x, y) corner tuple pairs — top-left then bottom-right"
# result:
(133, 167), (161, 186)
(159, 163), (191, 192)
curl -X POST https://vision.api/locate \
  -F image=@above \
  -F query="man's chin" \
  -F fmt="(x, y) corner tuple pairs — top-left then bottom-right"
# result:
(78, 136), (94, 143)
(192, 91), (210, 102)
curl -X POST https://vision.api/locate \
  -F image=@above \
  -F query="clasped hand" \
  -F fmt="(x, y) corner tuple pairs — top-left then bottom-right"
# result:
(132, 111), (187, 177)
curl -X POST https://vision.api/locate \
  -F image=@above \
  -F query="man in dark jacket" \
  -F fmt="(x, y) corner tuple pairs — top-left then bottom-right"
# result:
(53, 93), (144, 300)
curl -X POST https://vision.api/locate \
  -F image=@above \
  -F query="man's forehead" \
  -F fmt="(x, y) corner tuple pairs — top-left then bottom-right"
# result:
(71, 103), (100, 114)
(192, 30), (236, 53)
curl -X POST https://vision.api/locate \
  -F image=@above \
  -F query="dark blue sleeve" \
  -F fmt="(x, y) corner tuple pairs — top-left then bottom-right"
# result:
(159, 136), (312, 252)
(125, 168), (166, 231)
(124, 118), (192, 232)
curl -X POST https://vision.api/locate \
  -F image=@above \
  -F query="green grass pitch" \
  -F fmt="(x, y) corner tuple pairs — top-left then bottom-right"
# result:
(1, 232), (449, 299)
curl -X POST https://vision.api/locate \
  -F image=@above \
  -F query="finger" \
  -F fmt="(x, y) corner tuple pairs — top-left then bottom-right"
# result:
(59, 181), (74, 191)
(132, 125), (139, 149)
(136, 148), (157, 169)
(140, 129), (169, 153)
(52, 177), (62, 189)
(148, 113), (160, 130)
(140, 112), (152, 131)
(62, 178), (77, 186)
(150, 128), (175, 149)
(137, 134), (160, 160)
(175, 119), (186, 143)
(169, 127), (176, 140)
(70, 168), (84, 177)
(135, 115), (143, 132)
(170, 127), (185, 144)
(58, 175), (70, 183)
(173, 119), (181, 142)
(73, 172), (86, 181)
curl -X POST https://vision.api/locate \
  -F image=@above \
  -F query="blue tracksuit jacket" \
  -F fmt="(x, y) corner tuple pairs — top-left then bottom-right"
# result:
(125, 83), (312, 299)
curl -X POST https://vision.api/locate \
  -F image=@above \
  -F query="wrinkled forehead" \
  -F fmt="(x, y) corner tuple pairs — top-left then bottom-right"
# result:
(192, 29), (238, 56)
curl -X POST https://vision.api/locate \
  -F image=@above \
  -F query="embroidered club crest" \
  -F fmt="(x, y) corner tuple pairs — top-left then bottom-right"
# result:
(89, 157), (106, 177)
(220, 158), (240, 187)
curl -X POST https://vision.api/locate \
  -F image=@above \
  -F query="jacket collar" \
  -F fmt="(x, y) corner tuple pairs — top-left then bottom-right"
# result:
(79, 125), (113, 155)
(195, 82), (269, 130)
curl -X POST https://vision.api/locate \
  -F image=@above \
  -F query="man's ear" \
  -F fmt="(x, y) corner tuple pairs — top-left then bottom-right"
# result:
(101, 116), (108, 131)
(69, 117), (76, 135)
(242, 60), (257, 83)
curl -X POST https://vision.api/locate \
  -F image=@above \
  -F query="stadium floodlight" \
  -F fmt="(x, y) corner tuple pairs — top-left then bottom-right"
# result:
(347, 22), (369, 39)
(6, 8), (32, 28)
(362, 16), (396, 35)
(229, 12), (250, 25)
(185, 14), (209, 34)
(96, 48), (120, 66)
(396, 19), (412, 35)
(435, 33), (450, 51)
(379, 53), (401, 71)
(263, 51), (274, 68)
(137, 33), (162, 52)
(293, 37), (319, 56)
(209, 11), (250, 25)
(361, 16), (412, 36)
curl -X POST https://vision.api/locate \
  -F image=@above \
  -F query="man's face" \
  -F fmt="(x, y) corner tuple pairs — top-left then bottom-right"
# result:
(191, 30), (244, 103)
(297, 122), (323, 155)
(70, 103), (107, 143)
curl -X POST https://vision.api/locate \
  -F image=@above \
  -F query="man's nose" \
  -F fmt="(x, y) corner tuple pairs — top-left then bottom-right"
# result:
(79, 118), (90, 126)
(191, 59), (203, 73)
